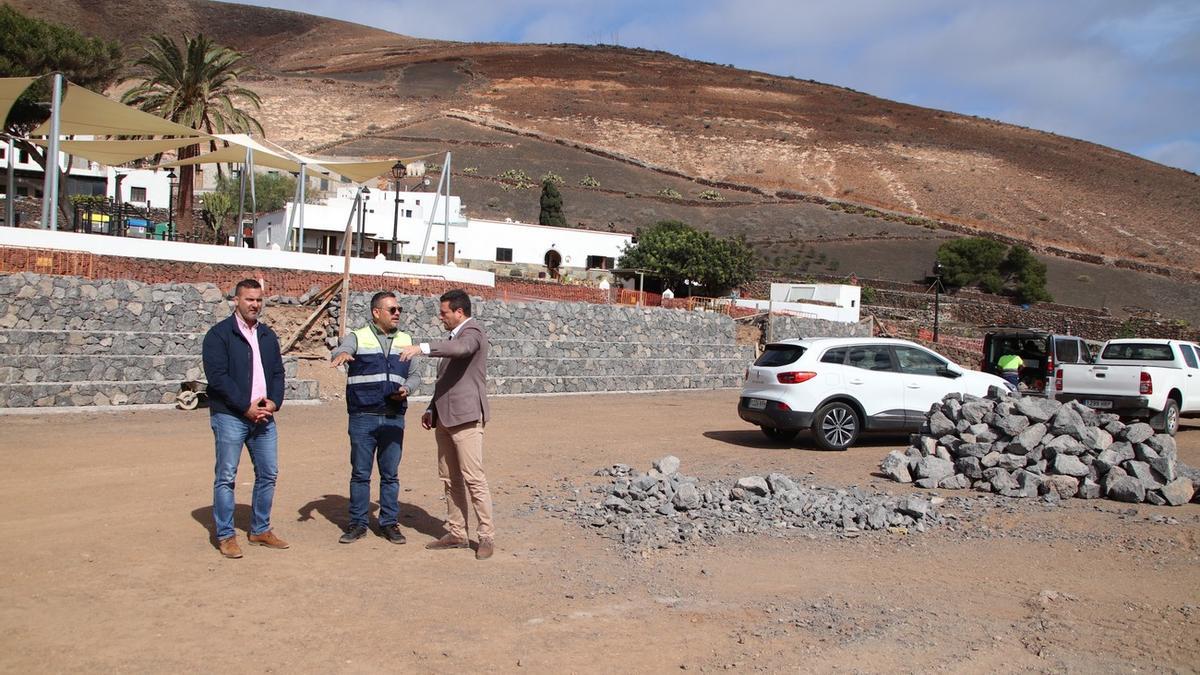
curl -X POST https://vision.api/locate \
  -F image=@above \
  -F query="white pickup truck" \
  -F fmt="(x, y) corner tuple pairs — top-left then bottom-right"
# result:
(1055, 338), (1200, 435)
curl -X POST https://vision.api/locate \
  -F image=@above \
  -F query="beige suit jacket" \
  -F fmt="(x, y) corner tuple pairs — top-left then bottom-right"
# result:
(427, 318), (490, 428)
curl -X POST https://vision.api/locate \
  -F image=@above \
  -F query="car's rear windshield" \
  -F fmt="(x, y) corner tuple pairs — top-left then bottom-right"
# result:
(1100, 343), (1175, 361)
(755, 345), (806, 367)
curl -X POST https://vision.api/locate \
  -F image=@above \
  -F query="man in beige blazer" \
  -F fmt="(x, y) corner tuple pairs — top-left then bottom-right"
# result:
(399, 289), (495, 560)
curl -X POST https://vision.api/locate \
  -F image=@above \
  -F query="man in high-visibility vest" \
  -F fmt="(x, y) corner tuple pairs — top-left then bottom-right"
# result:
(998, 352), (1024, 388)
(330, 291), (420, 545)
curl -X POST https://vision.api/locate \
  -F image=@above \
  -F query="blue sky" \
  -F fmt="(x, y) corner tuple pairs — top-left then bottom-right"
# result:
(240, 0), (1200, 173)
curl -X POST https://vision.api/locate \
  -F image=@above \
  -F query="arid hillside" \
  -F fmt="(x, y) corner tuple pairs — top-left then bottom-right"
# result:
(10, 0), (1200, 288)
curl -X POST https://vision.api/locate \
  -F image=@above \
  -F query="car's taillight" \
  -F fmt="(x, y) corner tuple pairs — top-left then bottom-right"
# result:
(1046, 356), (1054, 376)
(1055, 368), (1063, 392)
(778, 402), (791, 411)
(1140, 371), (1152, 395)
(777, 371), (817, 384)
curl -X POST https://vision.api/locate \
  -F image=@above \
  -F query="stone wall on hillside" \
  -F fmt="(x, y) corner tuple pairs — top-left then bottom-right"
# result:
(869, 288), (1199, 342)
(768, 315), (871, 341)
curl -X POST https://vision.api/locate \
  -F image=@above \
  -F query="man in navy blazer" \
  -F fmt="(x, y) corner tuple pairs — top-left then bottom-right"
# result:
(201, 279), (289, 559)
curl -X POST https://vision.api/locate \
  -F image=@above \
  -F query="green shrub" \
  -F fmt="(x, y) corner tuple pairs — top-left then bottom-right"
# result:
(497, 168), (534, 189)
(579, 175), (600, 188)
(657, 187), (682, 199)
(697, 189), (723, 201)
(540, 171), (564, 186)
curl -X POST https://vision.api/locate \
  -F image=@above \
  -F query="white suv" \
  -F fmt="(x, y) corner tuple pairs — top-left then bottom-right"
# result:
(738, 337), (1012, 450)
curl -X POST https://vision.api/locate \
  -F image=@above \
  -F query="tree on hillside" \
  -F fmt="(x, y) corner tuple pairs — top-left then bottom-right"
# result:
(538, 178), (567, 227)
(121, 34), (263, 232)
(0, 6), (123, 221)
(937, 237), (1052, 303)
(214, 172), (296, 215)
(1001, 245), (1052, 304)
(618, 220), (756, 296)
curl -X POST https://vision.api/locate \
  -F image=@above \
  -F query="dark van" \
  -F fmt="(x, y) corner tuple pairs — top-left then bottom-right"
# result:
(981, 327), (1092, 395)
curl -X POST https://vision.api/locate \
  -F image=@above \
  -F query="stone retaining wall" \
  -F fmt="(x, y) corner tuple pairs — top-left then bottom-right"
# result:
(338, 292), (755, 395)
(0, 272), (317, 408)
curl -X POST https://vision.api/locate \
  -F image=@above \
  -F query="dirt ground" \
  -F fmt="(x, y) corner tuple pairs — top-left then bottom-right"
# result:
(1, 390), (1198, 673)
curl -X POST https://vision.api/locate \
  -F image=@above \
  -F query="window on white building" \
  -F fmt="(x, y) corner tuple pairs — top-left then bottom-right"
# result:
(130, 187), (147, 202)
(586, 255), (615, 270)
(404, 210), (413, 218)
(496, 247), (513, 262)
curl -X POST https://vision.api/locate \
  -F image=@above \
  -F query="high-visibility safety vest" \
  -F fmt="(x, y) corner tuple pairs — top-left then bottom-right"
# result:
(998, 354), (1024, 371)
(346, 325), (413, 414)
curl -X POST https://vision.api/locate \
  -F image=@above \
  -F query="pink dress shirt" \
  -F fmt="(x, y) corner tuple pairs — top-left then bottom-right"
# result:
(234, 312), (268, 406)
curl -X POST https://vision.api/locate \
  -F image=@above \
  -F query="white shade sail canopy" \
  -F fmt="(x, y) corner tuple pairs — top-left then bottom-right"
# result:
(29, 137), (206, 166)
(32, 83), (203, 137)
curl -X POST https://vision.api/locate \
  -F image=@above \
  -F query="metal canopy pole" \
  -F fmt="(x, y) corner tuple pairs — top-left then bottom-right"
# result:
(298, 163), (306, 252)
(418, 162), (448, 265)
(442, 152), (451, 264)
(41, 73), (64, 230)
(5, 136), (14, 227)
(235, 145), (248, 246)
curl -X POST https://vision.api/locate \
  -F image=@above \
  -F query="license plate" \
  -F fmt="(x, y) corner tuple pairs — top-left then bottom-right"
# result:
(1083, 399), (1113, 409)
(747, 398), (767, 410)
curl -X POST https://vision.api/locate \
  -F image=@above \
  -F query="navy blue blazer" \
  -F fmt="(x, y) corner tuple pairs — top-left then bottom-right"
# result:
(201, 314), (286, 417)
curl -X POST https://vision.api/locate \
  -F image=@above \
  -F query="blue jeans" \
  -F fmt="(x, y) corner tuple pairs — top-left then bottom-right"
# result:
(1003, 371), (1020, 387)
(211, 412), (279, 541)
(348, 413), (406, 528)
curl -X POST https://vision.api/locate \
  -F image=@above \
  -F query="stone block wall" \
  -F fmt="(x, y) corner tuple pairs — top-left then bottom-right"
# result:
(0, 272), (317, 408)
(341, 292), (754, 395)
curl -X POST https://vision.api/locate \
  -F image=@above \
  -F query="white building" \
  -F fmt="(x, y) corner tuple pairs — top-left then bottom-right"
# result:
(736, 283), (862, 323)
(1, 141), (172, 222)
(252, 187), (632, 278)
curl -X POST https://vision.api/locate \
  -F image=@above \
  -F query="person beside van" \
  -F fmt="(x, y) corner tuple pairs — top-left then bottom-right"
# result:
(998, 352), (1024, 388)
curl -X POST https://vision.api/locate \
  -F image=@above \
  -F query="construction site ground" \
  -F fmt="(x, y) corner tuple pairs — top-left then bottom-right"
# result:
(2, 390), (1198, 672)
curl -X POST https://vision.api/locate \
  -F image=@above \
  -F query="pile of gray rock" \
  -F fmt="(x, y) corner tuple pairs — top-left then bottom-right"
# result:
(563, 456), (946, 550)
(880, 392), (1198, 506)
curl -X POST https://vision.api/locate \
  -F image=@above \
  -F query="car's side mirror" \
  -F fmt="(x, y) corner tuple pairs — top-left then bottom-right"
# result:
(937, 365), (963, 379)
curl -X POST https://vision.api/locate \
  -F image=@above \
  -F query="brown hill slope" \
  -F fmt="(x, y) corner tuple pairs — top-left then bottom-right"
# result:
(10, 0), (1200, 281)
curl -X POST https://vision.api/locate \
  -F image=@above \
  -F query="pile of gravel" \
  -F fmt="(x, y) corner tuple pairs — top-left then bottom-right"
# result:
(562, 456), (947, 550)
(880, 392), (1198, 506)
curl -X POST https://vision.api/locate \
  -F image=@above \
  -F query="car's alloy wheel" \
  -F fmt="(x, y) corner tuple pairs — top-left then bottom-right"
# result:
(813, 402), (859, 451)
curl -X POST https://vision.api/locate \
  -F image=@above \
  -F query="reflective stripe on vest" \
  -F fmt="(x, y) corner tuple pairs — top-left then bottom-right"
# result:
(346, 325), (413, 413)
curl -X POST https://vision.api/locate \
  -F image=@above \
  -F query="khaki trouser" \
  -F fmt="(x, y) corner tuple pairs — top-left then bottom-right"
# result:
(434, 419), (494, 540)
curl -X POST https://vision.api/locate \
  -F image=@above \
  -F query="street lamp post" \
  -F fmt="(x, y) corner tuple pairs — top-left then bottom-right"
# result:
(932, 260), (944, 343)
(390, 161), (405, 261)
(166, 168), (176, 241)
(356, 186), (370, 258)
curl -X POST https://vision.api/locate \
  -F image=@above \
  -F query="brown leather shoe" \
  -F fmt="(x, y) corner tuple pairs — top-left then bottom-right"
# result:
(424, 534), (469, 550)
(247, 530), (290, 549)
(218, 536), (243, 559)
(475, 537), (495, 561)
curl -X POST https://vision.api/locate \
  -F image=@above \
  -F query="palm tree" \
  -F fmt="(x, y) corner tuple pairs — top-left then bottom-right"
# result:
(121, 34), (263, 231)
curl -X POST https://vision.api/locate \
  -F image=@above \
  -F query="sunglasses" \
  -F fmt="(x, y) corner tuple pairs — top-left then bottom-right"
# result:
(380, 306), (401, 314)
